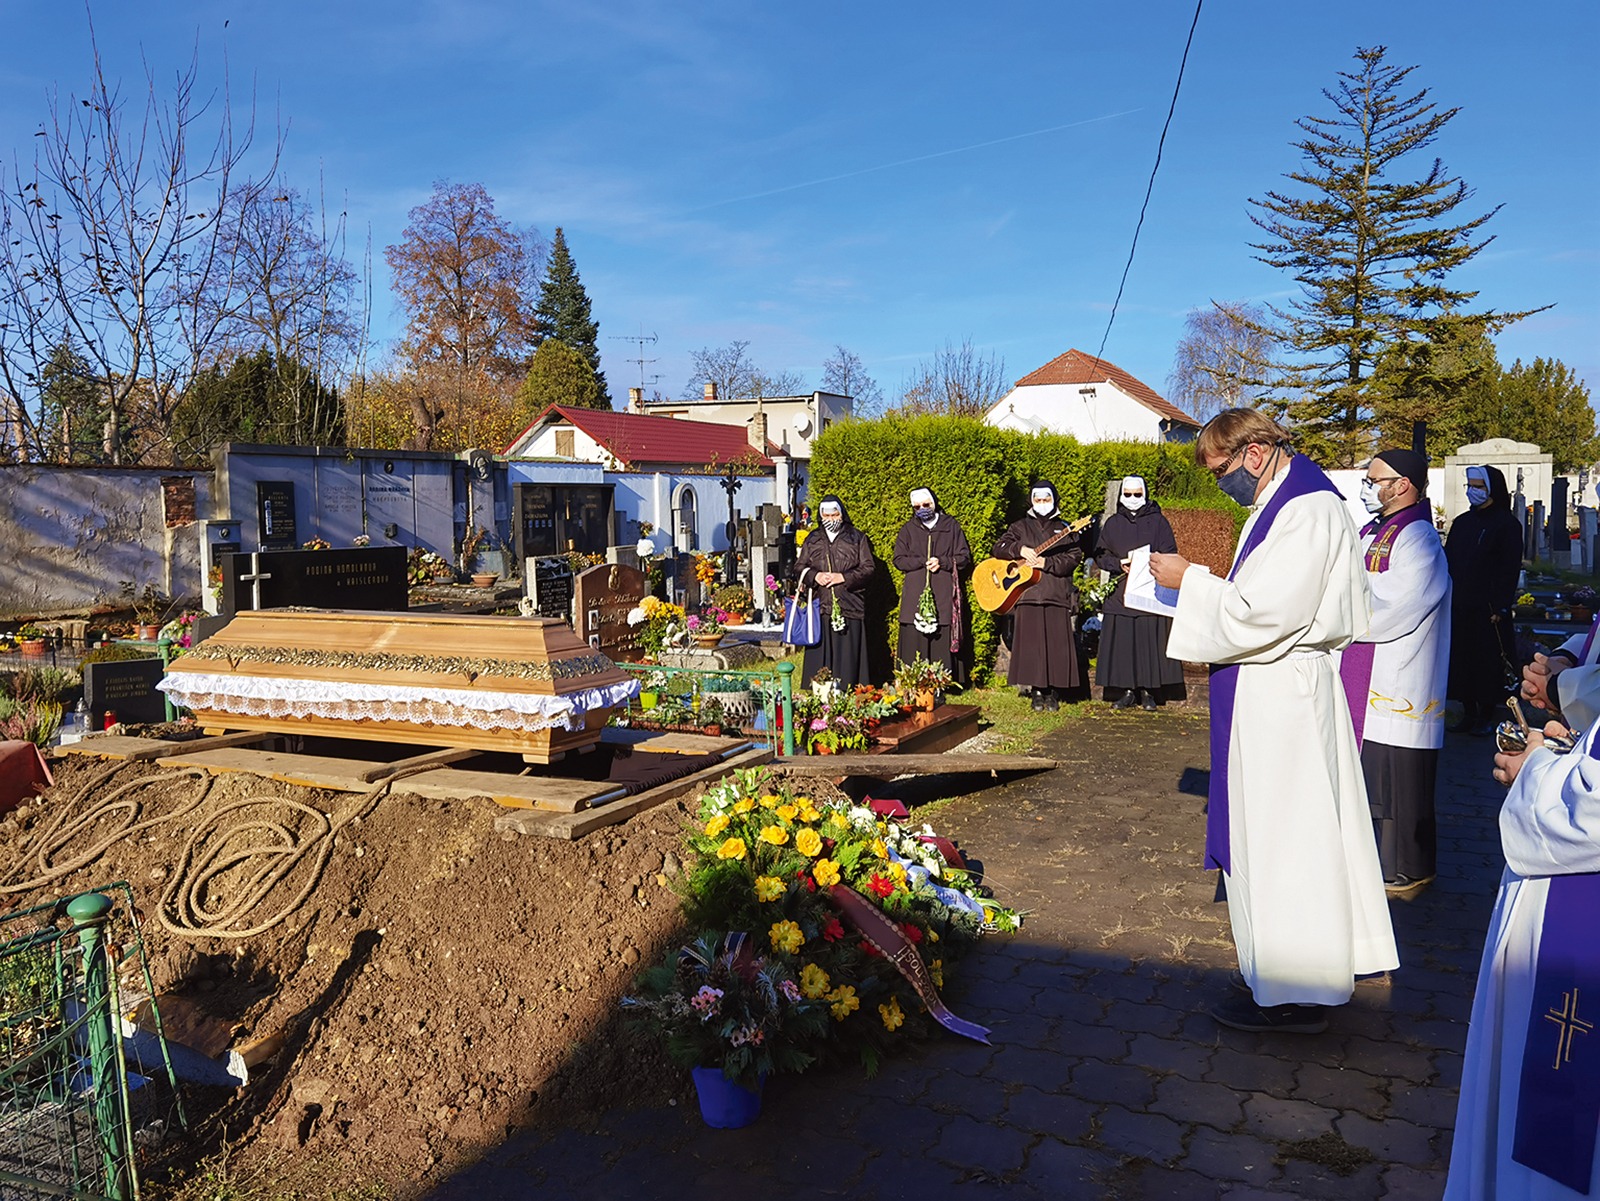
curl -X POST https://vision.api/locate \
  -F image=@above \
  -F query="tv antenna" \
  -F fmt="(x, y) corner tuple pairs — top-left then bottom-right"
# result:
(609, 328), (659, 392)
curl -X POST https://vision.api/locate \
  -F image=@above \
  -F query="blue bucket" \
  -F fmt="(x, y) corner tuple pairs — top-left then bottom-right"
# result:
(691, 1066), (764, 1128)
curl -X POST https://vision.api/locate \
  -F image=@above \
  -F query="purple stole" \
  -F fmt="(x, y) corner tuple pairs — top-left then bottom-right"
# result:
(1510, 732), (1600, 1190)
(1206, 455), (1343, 873)
(1339, 503), (1432, 748)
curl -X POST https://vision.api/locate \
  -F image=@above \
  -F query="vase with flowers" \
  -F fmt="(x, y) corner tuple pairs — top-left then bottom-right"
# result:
(623, 930), (827, 1127)
(893, 654), (957, 711)
(689, 608), (726, 649)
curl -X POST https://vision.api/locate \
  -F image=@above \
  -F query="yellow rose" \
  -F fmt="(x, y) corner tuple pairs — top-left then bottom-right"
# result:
(755, 875), (784, 902)
(760, 794), (781, 810)
(830, 813), (851, 830)
(716, 838), (747, 861)
(800, 963), (830, 999)
(889, 862), (907, 884)
(828, 985), (860, 1021)
(704, 813), (730, 837)
(930, 959), (944, 988)
(776, 803), (799, 821)
(799, 806), (821, 824)
(871, 838), (889, 859)
(733, 797), (756, 814)
(769, 920), (804, 954)
(879, 997), (905, 1031)
(758, 825), (789, 846)
(812, 858), (841, 887)
(795, 828), (823, 857)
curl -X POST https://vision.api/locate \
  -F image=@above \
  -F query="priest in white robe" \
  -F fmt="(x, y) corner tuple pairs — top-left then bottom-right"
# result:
(1347, 449), (1452, 895)
(1151, 408), (1398, 1034)
(1447, 719), (1600, 1198)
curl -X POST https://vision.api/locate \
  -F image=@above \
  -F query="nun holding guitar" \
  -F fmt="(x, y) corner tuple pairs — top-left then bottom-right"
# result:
(982, 480), (1094, 712)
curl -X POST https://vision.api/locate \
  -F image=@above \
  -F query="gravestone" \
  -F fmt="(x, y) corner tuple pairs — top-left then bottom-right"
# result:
(1582, 508), (1598, 574)
(527, 557), (575, 621)
(1550, 477), (1570, 566)
(84, 657), (168, 726)
(221, 547), (408, 614)
(256, 481), (298, 550)
(574, 563), (646, 660)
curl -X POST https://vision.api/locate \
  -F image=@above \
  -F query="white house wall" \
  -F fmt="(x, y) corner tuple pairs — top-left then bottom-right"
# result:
(0, 464), (212, 615)
(604, 471), (780, 556)
(519, 424), (609, 464)
(985, 383), (1165, 442)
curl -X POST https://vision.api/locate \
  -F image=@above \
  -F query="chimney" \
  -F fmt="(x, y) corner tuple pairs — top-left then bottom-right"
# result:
(703, 381), (718, 402)
(627, 387), (643, 413)
(749, 410), (768, 454)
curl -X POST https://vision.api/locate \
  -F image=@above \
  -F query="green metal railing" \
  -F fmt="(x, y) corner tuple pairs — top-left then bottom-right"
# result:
(617, 660), (796, 756)
(0, 885), (183, 1201)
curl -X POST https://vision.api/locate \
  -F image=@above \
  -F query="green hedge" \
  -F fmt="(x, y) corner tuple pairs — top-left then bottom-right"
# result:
(806, 416), (1239, 683)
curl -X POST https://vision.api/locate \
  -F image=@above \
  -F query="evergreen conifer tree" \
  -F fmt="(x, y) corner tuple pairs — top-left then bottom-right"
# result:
(533, 227), (609, 407)
(1250, 46), (1541, 465)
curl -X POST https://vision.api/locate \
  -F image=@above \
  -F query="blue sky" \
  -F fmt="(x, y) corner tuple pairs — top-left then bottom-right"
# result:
(2, 1), (1596, 411)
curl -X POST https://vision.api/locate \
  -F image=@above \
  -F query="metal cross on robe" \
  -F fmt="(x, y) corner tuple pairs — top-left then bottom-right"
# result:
(238, 554), (273, 611)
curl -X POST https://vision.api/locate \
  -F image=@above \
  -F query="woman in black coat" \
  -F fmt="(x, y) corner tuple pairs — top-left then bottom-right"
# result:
(1444, 463), (1523, 731)
(793, 494), (876, 688)
(892, 486), (973, 685)
(992, 479), (1087, 711)
(1091, 475), (1185, 710)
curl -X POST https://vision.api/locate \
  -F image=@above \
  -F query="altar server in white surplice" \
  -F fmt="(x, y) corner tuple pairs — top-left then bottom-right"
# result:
(1523, 615), (1600, 736)
(1446, 720), (1600, 1199)
(1347, 449), (1452, 897)
(1150, 409), (1398, 1035)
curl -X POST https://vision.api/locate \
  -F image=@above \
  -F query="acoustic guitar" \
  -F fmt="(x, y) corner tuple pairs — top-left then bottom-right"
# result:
(972, 514), (1095, 614)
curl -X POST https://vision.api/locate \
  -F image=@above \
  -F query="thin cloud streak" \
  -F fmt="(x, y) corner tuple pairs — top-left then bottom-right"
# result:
(684, 109), (1144, 213)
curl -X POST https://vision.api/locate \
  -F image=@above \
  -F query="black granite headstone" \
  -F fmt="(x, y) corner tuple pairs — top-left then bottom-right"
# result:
(256, 481), (298, 550)
(529, 557), (574, 620)
(84, 658), (168, 725)
(221, 546), (409, 613)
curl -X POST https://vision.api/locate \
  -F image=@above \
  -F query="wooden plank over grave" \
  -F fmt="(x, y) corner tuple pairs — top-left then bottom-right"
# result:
(599, 728), (748, 756)
(392, 768), (612, 812)
(574, 563), (646, 660)
(770, 752), (1056, 777)
(494, 746), (774, 840)
(156, 746), (404, 792)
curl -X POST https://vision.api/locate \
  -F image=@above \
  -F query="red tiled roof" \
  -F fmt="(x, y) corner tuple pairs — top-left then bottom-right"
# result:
(505, 406), (776, 469)
(1000, 349), (1199, 428)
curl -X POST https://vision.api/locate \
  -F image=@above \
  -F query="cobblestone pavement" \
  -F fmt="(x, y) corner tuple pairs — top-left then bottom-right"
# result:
(427, 711), (1503, 1200)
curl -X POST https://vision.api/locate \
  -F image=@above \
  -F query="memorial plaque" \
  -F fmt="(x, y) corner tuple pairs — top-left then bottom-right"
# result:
(84, 658), (168, 725)
(256, 481), (298, 550)
(574, 564), (646, 662)
(222, 547), (409, 614)
(528, 557), (575, 620)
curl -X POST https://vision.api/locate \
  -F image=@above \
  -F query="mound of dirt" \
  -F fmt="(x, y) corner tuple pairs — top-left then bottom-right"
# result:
(0, 754), (700, 1191)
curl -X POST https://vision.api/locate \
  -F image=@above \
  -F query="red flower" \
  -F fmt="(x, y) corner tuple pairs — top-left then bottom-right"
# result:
(822, 918), (845, 943)
(901, 923), (924, 944)
(861, 941), (881, 957)
(867, 874), (895, 899)
(795, 867), (818, 893)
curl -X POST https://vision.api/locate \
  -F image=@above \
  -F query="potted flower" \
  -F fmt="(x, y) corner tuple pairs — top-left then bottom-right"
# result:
(1514, 591), (1537, 618)
(623, 930), (827, 1127)
(121, 582), (170, 640)
(301, 536), (332, 551)
(689, 609), (725, 649)
(712, 585), (754, 626)
(1572, 586), (1597, 624)
(16, 623), (47, 656)
(893, 655), (957, 711)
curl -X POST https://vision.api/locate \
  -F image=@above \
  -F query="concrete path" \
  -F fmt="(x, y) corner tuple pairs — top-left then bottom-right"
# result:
(427, 710), (1502, 1200)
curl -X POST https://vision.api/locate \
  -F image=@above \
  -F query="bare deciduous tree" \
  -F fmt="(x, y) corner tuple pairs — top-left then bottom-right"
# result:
(0, 28), (276, 462)
(821, 345), (884, 415)
(893, 338), (1007, 417)
(1166, 300), (1276, 423)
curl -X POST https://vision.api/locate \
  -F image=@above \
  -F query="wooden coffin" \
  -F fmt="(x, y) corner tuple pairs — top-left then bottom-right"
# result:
(159, 609), (639, 762)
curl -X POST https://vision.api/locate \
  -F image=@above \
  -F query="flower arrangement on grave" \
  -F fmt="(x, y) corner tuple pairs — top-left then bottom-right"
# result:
(1073, 562), (1118, 617)
(301, 537), (331, 551)
(893, 655), (957, 702)
(629, 596), (687, 658)
(693, 553), (723, 587)
(654, 767), (1020, 1076)
(208, 565), (224, 607)
(157, 613), (199, 650)
(623, 930), (829, 1091)
(565, 550), (604, 575)
(352, 534), (371, 548)
(406, 547), (453, 584)
(689, 608), (726, 636)
(712, 585), (753, 620)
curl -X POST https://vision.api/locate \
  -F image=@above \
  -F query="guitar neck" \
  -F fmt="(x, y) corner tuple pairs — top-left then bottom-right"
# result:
(1032, 514), (1093, 555)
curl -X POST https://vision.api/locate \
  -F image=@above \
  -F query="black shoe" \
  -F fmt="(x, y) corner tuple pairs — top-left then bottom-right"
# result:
(1043, 691), (1060, 712)
(1031, 694), (1047, 712)
(1140, 690), (1157, 711)
(1384, 873), (1435, 897)
(1211, 995), (1329, 1034)
(1112, 691), (1136, 710)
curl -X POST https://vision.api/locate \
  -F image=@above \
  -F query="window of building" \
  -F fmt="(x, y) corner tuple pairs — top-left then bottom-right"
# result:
(554, 429), (575, 458)
(677, 486), (698, 551)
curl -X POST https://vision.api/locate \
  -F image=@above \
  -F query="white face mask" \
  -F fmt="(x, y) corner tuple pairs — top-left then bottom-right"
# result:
(1359, 480), (1384, 514)
(1467, 484), (1489, 508)
(1121, 492), (1146, 512)
(1031, 494), (1054, 517)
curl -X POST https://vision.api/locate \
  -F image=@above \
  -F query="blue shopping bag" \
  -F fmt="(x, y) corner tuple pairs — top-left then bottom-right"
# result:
(782, 590), (822, 646)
